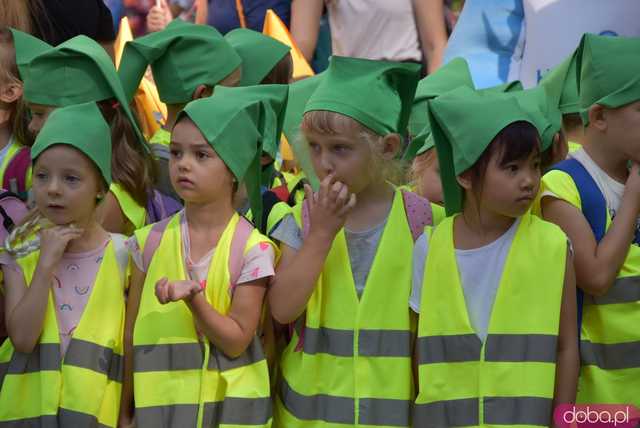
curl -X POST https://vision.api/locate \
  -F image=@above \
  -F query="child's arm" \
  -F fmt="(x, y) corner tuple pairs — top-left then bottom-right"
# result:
(542, 164), (640, 296)
(267, 175), (356, 324)
(552, 248), (579, 413)
(118, 264), (145, 428)
(3, 225), (83, 353)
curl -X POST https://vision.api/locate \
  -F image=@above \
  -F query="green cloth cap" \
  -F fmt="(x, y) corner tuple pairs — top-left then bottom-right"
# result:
(428, 87), (538, 215)
(225, 28), (290, 86)
(406, 57), (474, 160)
(178, 92), (280, 230)
(479, 80), (524, 94)
(283, 74), (324, 189)
(214, 84), (289, 159)
(32, 102), (112, 186)
(540, 51), (580, 114)
(8, 28), (51, 81)
(23, 35), (146, 148)
(304, 56), (421, 136)
(118, 19), (242, 104)
(576, 33), (640, 125)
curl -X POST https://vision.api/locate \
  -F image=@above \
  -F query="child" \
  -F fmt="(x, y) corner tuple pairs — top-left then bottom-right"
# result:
(225, 28), (293, 87)
(269, 57), (427, 428)
(0, 103), (128, 427)
(541, 34), (640, 407)
(0, 28), (50, 198)
(412, 87), (578, 426)
(120, 87), (283, 427)
(22, 35), (159, 234)
(408, 138), (446, 225)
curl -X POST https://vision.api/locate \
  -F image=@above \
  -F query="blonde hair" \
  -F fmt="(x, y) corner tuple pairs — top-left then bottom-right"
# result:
(408, 148), (437, 197)
(300, 110), (406, 185)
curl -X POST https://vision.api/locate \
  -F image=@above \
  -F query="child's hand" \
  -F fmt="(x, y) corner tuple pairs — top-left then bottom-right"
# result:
(155, 277), (201, 304)
(38, 225), (84, 272)
(146, 0), (173, 33)
(305, 174), (356, 239)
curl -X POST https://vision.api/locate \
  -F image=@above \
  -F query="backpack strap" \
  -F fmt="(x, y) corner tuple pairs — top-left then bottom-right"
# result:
(287, 177), (308, 207)
(3, 147), (31, 200)
(550, 158), (607, 346)
(228, 216), (254, 292)
(141, 216), (173, 272)
(401, 189), (433, 242)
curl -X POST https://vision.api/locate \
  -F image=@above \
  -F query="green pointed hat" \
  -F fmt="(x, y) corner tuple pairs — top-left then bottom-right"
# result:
(118, 19), (242, 104)
(406, 57), (474, 160)
(178, 92), (279, 230)
(479, 80), (524, 95)
(576, 33), (640, 125)
(510, 86), (561, 152)
(32, 102), (112, 185)
(428, 87), (538, 215)
(213, 84), (289, 159)
(225, 28), (290, 86)
(22, 35), (146, 147)
(8, 28), (51, 81)
(540, 50), (579, 114)
(304, 56), (421, 136)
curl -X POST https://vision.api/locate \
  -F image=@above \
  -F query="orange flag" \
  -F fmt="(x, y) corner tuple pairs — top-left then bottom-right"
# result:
(262, 9), (314, 80)
(114, 17), (167, 140)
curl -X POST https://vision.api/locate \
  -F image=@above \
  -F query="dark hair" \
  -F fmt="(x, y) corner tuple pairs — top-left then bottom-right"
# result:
(98, 100), (156, 207)
(261, 52), (293, 85)
(562, 113), (583, 133)
(467, 121), (541, 197)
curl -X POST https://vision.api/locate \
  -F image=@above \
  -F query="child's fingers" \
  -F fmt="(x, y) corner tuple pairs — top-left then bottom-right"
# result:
(303, 183), (315, 207)
(318, 173), (336, 204)
(334, 185), (350, 208)
(337, 193), (357, 217)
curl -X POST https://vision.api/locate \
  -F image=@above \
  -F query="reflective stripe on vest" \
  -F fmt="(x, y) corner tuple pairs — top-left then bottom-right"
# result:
(276, 189), (416, 428)
(133, 213), (272, 428)
(415, 214), (566, 427)
(0, 240), (126, 427)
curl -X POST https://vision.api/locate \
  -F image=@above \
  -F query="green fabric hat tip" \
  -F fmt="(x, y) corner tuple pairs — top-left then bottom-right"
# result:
(576, 33), (640, 125)
(540, 50), (580, 114)
(118, 19), (242, 104)
(178, 91), (283, 230)
(508, 86), (561, 152)
(8, 28), (51, 81)
(428, 87), (538, 216)
(32, 102), (112, 186)
(304, 56), (421, 136)
(225, 28), (290, 86)
(22, 35), (147, 149)
(406, 57), (474, 160)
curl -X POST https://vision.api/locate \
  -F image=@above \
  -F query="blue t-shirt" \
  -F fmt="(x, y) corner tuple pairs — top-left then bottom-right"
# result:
(208, 0), (291, 34)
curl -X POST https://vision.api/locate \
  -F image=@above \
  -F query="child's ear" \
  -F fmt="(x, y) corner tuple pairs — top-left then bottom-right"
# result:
(0, 82), (23, 104)
(191, 84), (213, 100)
(456, 171), (473, 191)
(588, 104), (607, 132)
(380, 133), (402, 159)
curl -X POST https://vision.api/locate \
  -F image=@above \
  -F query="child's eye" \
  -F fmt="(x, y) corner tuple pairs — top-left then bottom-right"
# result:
(170, 149), (182, 158)
(308, 142), (320, 153)
(34, 171), (48, 180)
(65, 175), (80, 183)
(506, 164), (519, 173)
(333, 145), (349, 154)
(196, 151), (210, 160)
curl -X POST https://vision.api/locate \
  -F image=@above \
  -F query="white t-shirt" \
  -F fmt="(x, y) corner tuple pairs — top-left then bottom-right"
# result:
(326, 0), (422, 62)
(518, 0), (640, 87)
(410, 218), (520, 342)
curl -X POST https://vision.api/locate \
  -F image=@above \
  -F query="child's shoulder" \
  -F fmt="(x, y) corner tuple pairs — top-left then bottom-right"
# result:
(541, 168), (581, 210)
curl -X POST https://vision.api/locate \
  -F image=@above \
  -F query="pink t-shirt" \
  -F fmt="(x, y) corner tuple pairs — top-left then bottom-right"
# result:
(0, 238), (111, 357)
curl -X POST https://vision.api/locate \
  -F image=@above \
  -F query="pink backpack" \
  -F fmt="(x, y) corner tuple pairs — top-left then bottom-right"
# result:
(0, 190), (29, 244)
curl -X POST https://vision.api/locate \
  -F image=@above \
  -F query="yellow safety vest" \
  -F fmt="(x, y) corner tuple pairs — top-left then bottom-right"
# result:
(110, 183), (147, 234)
(543, 169), (640, 406)
(415, 214), (566, 427)
(150, 127), (171, 147)
(274, 189), (416, 428)
(0, 238), (127, 427)
(0, 137), (32, 192)
(133, 213), (274, 427)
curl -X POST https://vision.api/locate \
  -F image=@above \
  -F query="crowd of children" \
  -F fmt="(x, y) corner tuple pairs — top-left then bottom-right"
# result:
(0, 16), (638, 428)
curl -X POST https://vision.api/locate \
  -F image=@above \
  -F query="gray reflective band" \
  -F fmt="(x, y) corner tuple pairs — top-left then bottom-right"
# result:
(203, 397), (272, 426)
(279, 378), (355, 424)
(358, 330), (412, 358)
(417, 334), (482, 364)
(580, 340), (640, 370)
(64, 338), (123, 382)
(0, 415), (58, 427)
(208, 337), (265, 371)
(413, 398), (479, 427)
(58, 408), (111, 428)
(134, 342), (204, 372)
(485, 334), (557, 363)
(136, 404), (199, 428)
(8, 343), (61, 374)
(303, 326), (354, 357)
(484, 396), (553, 426)
(587, 276), (640, 305)
(359, 398), (410, 427)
